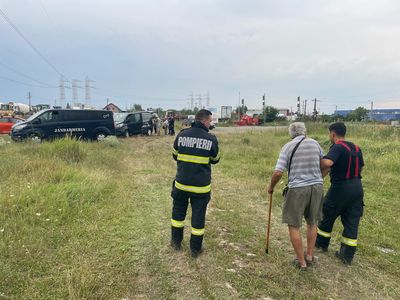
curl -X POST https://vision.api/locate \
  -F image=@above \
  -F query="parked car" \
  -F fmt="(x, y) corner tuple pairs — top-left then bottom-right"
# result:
(0, 116), (23, 134)
(10, 109), (115, 142)
(114, 111), (153, 137)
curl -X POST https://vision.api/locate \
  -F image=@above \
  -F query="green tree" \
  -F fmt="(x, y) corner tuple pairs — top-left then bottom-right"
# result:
(263, 106), (278, 122)
(235, 106), (248, 115)
(133, 104), (143, 111)
(346, 107), (368, 121)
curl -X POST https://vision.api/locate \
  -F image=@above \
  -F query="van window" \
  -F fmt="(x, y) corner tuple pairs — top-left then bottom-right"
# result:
(39, 111), (60, 123)
(128, 114), (140, 123)
(142, 113), (151, 122)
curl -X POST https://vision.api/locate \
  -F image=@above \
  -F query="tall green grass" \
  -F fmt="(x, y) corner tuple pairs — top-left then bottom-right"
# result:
(0, 125), (399, 299)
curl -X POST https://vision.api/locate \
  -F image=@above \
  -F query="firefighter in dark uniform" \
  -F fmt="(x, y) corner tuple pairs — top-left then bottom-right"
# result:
(317, 122), (364, 265)
(170, 109), (220, 258)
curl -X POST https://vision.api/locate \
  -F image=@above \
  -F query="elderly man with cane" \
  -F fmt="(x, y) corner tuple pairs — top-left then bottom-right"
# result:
(268, 122), (324, 270)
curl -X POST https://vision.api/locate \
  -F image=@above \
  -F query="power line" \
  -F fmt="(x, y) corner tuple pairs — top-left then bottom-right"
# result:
(38, 0), (53, 23)
(0, 7), (67, 79)
(0, 75), (57, 88)
(0, 60), (57, 88)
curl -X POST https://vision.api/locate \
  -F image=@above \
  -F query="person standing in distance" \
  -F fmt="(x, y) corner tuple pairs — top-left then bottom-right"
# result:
(316, 122), (365, 265)
(170, 109), (220, 258)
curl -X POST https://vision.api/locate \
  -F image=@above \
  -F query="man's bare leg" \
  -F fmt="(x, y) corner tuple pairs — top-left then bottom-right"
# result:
(306, 224), (317, 261)
(288, 225), (307, 267)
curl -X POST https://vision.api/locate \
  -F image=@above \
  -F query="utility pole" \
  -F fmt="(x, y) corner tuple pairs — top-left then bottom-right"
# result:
(262, 93), (266, 123)
(27, 92), (31, 111)
(196, 94), (202, 109)
(206, 91), (210, 107)
(85, 76), (95, 108)
(370, 101), (374, 121)
(189, 92), (194, 110)
(304, 100), (307, 116)
(238, 92), (241, 120)
(59, 77), (70, 108)
(72, 79), (83, 107)
(312, 98), (321, 121)
(297, 96), (301, 116)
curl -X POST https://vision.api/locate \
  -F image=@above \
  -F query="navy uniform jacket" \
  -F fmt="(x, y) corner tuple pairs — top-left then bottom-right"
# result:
(172, 121), (220, 194)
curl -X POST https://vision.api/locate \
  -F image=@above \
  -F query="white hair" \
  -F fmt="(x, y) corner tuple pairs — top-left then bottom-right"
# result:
(289, 122), (307, 138)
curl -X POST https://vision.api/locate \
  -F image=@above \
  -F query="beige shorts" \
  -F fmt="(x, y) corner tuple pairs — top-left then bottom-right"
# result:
(282, 184), (324, 227)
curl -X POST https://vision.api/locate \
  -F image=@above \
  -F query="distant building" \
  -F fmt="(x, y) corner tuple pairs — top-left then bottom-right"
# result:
(334, 109), (400, 121)
(277, 108), (290, 117)
(103, 103), (122, 113)
(334, 110), (352, 117)
(369, 109), (400, 121)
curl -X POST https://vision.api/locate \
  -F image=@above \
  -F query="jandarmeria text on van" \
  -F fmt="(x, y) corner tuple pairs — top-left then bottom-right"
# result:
(54, 128), (86, 133)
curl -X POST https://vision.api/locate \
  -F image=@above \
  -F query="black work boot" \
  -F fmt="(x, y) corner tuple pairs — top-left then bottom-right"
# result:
(171, 227), (183, 250)
(191, 248), (203, 258)
(315, 243), (328, 252)
(335, 244), (356, 265)
(315, 235), (330, 252)
(190, 235), (203, 258)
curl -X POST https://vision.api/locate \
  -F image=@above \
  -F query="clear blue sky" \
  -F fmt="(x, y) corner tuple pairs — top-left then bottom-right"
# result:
(1, 0), (400, 113)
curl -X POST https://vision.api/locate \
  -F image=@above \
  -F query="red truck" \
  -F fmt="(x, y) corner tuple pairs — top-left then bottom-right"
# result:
(234, 114), (261, 126)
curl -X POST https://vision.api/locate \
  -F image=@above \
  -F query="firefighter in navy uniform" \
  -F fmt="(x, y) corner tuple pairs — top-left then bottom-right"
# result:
(170, 109), (220, 258)
(317, 122), (365, 265)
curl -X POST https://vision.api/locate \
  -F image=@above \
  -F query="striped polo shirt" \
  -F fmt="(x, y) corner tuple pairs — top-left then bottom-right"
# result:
(275, 135), (324, 188)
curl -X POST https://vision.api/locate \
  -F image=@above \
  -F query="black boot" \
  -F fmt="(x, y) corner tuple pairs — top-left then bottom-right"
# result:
(171, 227), (183, 250)
(335, 243), (356, 265)
(315, 235), (330, 252)
(190, 235), (203, 258)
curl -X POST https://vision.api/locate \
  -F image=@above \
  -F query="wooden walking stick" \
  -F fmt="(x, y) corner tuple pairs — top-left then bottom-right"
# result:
(265, 192), (273, 254)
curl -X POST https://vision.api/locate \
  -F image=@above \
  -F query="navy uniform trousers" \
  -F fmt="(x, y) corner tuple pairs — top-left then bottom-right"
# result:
(171, 187), (210, 251)
(316, 179), (364, 263)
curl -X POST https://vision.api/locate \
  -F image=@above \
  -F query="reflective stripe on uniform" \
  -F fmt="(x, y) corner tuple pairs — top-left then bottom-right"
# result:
(171, 219), (185, 228)
(210, 152), (221, 161)
(177, 153), (209, 164)
(172, 148), (178, 156)
(191, 227), (205, 236)
(342, 236), (357, 247)
(175, 181), (211, 193)
(317, 228), (332, 238)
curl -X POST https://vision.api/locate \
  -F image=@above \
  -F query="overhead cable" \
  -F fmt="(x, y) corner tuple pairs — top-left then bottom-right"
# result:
(0, 8), (68, 79)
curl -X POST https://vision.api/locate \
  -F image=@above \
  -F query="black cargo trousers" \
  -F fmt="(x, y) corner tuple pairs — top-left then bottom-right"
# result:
(170, 187), (210, 251)
(316, 179), (364, 263)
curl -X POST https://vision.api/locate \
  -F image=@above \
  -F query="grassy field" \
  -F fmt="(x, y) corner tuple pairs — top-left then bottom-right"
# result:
(0, 124), (399, 299)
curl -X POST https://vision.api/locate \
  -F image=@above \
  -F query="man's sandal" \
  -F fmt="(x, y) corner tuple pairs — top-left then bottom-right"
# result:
(291, 259), (307, 271)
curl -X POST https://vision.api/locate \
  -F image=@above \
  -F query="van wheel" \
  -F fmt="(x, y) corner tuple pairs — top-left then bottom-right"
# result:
(125, 130), (129, 138)
(147, 129), (152, 136)
(95, 132), (107, 141)
(29, 133), (42, 143)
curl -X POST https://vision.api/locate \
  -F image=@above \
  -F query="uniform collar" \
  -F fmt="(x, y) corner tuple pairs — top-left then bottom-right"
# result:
(193, 121), (209, 132)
